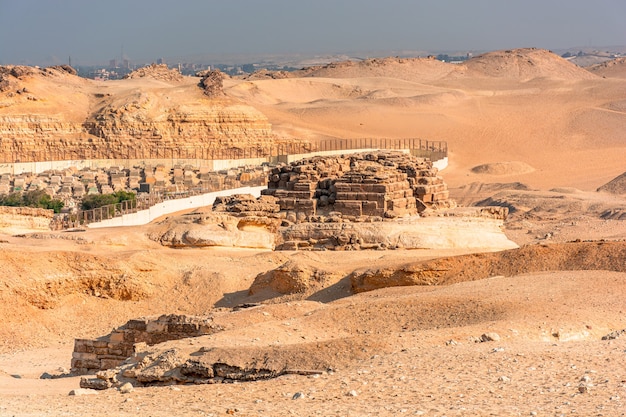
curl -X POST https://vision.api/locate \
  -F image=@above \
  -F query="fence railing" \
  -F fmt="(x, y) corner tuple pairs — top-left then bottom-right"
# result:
(0, 138), (447, 164)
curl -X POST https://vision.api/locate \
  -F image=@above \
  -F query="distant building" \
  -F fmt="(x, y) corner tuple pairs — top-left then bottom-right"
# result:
(109, 59), (117, 68)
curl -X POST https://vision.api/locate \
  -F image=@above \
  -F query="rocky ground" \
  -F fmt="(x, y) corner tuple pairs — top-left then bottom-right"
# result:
(1, 48), (626, 416)
(0, 188), (625, 416)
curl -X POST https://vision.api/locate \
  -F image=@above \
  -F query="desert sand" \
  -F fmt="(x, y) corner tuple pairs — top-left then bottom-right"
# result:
(1, 48), (626, 416)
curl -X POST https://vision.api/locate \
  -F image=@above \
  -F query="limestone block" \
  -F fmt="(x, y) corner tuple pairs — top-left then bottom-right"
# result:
(146, 321), (168, 333)
(74, 339), (94, 353)
(72, 358), (101, 369)
(433, 190), (450, 201)
(99, 358), (125, 370)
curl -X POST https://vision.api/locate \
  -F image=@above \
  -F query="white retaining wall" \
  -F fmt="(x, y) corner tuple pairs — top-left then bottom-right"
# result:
(88, 186), (266, 228)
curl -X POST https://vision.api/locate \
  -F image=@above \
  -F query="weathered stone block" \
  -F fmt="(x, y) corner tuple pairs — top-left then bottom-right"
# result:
(72, 351), (98, 361)
(72, 358), (101, 369)
(433, 190), (450, 201)
(108, 332), (125, 344)
(100, 358), (125, 370)
(74, 339), (95, 353)
(80, 377), (111, 390)
(146, 321), (167, 333)
(93, 340), (108, 349)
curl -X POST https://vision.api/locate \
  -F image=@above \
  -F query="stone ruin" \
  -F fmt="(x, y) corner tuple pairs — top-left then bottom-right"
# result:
(261, 151), (453, 221)
(71, 314), (221, 375)
(182, 151), (458, 251)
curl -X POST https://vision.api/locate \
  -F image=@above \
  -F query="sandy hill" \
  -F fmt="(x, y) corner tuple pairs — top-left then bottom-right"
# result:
(225, 48), (625, 192)
(462, 48), (599, 80)
(296, 56), (464, 83)
(586, 57), (626, 78)
(283, 48), (597, 83)
(598, 171), (626, 194)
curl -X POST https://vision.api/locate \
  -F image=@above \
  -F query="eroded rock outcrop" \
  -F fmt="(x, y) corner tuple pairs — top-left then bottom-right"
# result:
(249, 260), (337, 295)
(197, 69), (225, 97)
(350, 240), (626, 293)
(0, 64), (285, 162)
(149, 211), (280, 249)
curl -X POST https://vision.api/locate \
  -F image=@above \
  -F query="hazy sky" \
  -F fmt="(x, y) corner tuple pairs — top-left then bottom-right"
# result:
(1, 0), (624, 65)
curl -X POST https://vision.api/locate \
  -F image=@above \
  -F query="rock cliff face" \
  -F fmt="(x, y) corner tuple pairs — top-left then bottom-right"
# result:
(0, 206), (53, 233)
(0, 65), (281, 162)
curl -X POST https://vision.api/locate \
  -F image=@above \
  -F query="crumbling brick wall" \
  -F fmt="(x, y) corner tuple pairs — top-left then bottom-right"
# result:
(71, 314), (221, 374)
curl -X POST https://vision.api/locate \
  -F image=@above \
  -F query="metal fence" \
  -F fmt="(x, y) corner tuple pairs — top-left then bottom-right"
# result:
(0, 138), (446, 163)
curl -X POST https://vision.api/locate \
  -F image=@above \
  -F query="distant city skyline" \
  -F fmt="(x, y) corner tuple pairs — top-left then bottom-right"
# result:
(1, 0), (625, 66)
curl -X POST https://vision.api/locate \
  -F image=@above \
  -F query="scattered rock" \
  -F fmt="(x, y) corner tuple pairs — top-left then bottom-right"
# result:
(347, 390), (358, 397)
(602, 328), (626, 340)
(480, 333), (501, 342)
(119, 382), (134, 394)
(80, 376), (111, 390)
(292, 392), (304, 400)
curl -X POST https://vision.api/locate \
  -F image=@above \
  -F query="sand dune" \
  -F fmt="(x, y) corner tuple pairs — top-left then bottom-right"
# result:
(587, 57), (626, 78)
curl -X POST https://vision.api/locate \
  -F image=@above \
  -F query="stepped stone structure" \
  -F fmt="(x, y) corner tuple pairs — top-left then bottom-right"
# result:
(261, 151), (453, 221)
(71, 314), (221, 375)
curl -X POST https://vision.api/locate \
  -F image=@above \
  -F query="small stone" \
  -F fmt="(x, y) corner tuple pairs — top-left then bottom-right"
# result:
(579, 375), (591, 383)
(119, 382), (134, 394)
(347, 390), (358, 397)
(69, 388), (99, 396)
(498, 376), (511, 383)
(292, 392), (304, 400)
(445, 340), (457, 346)
(578, 383), (589, 393)
(480, 333), (501, 342)
(40, 372), (53, 379)
(80, 376), (111, 390)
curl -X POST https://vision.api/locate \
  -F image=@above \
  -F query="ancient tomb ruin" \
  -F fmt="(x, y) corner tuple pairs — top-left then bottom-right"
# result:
(261, 151), (453, 221)
(71, 314), (221, 375)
